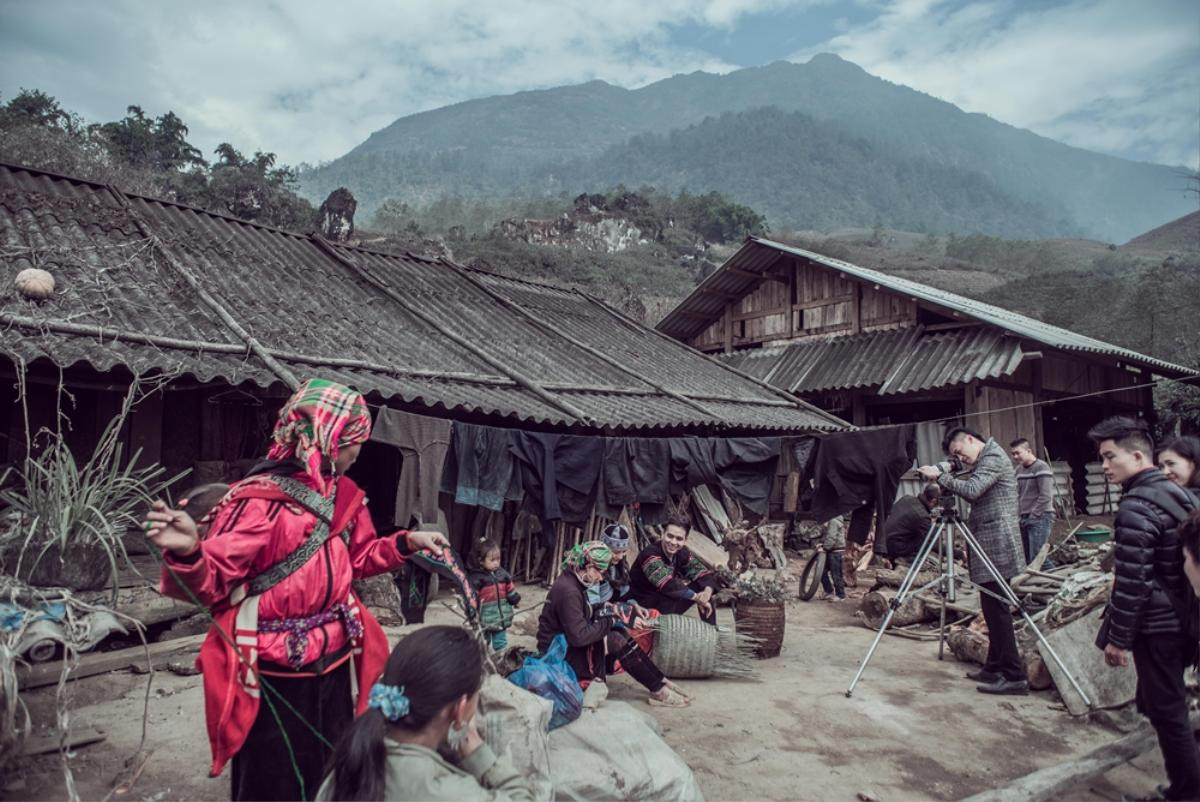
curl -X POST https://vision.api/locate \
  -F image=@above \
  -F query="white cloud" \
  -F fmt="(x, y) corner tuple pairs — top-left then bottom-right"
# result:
(795, 0), (1200, 167)
(0, 0), (795, 165)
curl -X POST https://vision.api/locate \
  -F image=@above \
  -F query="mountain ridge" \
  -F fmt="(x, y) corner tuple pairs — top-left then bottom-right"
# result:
(301, 54), (1194, 242)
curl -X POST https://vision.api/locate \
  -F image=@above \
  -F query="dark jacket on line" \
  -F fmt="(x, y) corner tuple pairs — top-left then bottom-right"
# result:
(1104, 468), (1198, 650)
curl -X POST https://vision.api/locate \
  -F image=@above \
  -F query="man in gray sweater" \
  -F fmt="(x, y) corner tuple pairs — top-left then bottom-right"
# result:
(1010, 438), (1056, 564)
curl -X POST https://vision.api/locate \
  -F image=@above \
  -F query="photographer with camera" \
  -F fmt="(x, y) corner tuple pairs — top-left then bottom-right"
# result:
(918, 427), (1028, 695)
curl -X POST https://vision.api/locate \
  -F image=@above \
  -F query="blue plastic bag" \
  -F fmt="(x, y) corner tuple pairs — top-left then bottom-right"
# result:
(507, 633), (583, 730)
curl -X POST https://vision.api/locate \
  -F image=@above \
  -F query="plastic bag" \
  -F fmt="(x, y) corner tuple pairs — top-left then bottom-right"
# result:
(507, 633), (583, 730)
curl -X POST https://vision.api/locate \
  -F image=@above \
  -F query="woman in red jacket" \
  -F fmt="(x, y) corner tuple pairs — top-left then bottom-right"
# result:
(145, 378), (446, 801)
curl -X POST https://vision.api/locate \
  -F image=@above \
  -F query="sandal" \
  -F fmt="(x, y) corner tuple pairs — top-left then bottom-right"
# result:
(663, 679), (693, 699)
(648, 686), (691, 707)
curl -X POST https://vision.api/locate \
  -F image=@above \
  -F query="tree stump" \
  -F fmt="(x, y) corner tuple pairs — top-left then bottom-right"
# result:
(353, 574), (403, 625)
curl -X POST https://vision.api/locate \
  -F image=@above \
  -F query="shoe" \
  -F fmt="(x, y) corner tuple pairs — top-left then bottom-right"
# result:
(829, 596), (845, 603)
(976, 677), (1029, 695)
(965, 669), (1001, 683)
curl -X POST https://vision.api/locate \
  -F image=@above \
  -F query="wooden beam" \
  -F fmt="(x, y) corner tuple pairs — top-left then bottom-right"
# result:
(18, 634), (207, 690)
(958, 716), (1200, 802)
(722, 304), (733, 354)
(731, 306), (790, 322)
(792, 294), (856, 311)
(850, 284), (862, 335)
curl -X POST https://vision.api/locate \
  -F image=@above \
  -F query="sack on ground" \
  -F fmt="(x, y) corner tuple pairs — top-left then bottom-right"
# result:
(479, 674), (554, 802)
(507, 633), (584, 730)
(547, 700), (705, 802)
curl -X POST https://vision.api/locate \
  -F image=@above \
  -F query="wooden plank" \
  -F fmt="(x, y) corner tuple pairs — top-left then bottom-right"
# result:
(685, 529), (729, 570)
(20, 724), (107, 757)
(1038, 606), (1135, 716)
(18, 633), (207, 690)
(958, 715), (1200, 802)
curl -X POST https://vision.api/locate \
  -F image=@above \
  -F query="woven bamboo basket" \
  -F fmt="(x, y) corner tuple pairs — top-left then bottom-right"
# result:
(650, 614), (759, 678)
(733, 600), (786, 658)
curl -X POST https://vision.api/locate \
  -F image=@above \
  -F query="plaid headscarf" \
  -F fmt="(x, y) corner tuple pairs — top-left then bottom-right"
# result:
(266, 378), (372, 496)
(561, 540), (613, 573)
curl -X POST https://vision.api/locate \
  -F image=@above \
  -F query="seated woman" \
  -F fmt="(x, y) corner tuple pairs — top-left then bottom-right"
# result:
(537, 541), (689, 708)
(629, 512), (721, 625)
(319, 625), (535, 802)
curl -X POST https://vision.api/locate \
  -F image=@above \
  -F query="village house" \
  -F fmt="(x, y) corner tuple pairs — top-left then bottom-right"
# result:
(656, 237), (1193, 513)
(0, 163), (846, 528)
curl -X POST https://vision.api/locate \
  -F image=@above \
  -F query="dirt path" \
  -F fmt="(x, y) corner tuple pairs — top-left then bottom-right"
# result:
(4, 577), (1165, 801)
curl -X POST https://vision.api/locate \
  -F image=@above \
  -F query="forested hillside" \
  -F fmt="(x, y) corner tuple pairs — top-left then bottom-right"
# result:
(301, 54), (1194, 242)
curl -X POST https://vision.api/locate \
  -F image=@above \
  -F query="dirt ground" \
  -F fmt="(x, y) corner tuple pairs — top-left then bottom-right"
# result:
(3, 563), (1172, 802)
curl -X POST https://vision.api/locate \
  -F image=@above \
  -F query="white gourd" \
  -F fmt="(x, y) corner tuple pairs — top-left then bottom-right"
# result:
(14, 268), (55, 300)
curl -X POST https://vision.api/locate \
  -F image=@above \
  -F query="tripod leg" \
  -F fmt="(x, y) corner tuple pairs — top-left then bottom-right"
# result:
(954, 522), (1092, 708)
(937, 527), (948, 660)
(846, 520), (944, 698)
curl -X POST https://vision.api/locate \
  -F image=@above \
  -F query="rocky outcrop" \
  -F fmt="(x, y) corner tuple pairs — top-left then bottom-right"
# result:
(319, 187), (357, 241)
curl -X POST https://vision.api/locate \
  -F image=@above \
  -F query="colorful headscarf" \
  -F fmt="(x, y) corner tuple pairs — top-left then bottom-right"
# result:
(266, 378), (372, 496)
(561, 540), (613, 573)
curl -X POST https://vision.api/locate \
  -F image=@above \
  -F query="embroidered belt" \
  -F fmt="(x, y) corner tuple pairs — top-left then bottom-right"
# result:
(258, 602), (363, 669)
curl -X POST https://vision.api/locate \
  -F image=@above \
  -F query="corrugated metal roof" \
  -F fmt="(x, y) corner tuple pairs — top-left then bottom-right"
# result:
(716, 327), (1024, 395)
(658, 237), (1192, 378)
(0, 162), (847, 434)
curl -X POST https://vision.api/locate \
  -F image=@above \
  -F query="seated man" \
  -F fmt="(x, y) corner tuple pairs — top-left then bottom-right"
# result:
(630, 512), (721, 625)
(883, 485), (940, 564)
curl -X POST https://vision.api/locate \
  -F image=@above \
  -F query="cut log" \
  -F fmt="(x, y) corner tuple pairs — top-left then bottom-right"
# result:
(859, 589), (934, 629)
(17, 633), (207, 690)
(958, 714), (1200, 802)
(352, 574), (404, 625)
(947, 626), (989, 665)
(79, 585), (198, 629)
(872, 567), (941, 591)
(20, 724), (106, 756)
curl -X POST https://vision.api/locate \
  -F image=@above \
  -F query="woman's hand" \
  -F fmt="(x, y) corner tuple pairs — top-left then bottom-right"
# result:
(144, 500), (200, 557)
(407, 530), (450, 552)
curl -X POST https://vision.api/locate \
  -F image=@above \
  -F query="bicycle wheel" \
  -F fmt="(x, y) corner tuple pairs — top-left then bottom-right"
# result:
(798, 551), (827, 601)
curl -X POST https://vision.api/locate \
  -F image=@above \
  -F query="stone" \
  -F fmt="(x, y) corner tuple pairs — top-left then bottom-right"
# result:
(318, 187), (357, 242)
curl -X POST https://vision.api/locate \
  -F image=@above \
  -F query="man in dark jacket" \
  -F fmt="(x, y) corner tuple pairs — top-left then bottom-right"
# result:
(882, 485), (940, 564)
(1091, 416), (1199, 802)
(630, 512), (720, 625)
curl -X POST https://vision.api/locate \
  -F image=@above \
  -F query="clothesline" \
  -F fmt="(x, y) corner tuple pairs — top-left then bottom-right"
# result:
(854, 371), (1200, 434)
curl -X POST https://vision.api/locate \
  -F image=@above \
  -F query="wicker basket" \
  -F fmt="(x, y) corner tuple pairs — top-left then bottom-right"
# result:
(650, 614), (759, 678)
(734, 600), (786, 658)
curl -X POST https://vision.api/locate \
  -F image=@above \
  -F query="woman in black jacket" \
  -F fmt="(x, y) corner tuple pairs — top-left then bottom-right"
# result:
(536, 541), (688, 708)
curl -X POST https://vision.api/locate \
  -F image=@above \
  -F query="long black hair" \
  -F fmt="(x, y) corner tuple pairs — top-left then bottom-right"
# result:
(328, 625), (484, 801)
(1163, 435), (1200, 488)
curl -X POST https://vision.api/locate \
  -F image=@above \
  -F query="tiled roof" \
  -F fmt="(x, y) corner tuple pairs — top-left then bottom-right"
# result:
(658, 237), (1192, 378)
(0, 162), (847, 434)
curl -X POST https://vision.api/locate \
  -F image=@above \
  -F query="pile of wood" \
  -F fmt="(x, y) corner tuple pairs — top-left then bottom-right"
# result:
(1083, 462), (1121, 514)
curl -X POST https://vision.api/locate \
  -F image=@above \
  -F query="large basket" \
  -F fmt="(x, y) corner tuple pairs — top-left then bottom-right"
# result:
(733, 600), (786, 658)
(650, 614), (758, 678)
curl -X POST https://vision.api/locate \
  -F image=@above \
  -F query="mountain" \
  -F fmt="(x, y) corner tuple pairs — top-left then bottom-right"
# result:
(301, 54), (1195, 242)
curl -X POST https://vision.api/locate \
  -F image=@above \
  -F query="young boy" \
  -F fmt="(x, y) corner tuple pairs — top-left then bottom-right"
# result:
(819, 515), (847, 602)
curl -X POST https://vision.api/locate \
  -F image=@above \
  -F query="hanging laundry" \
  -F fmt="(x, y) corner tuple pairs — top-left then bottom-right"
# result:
(370, 407), (451, 527)
(439, 423), (517, 511)
(810, 425), (916, 533)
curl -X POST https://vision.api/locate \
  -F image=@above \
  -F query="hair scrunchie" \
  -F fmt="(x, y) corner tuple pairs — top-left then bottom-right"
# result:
(368, 683), (410, 721)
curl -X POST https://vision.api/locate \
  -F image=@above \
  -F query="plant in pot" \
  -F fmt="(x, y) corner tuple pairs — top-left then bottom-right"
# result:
(0, 416), (187, 599)
(730, 571), (789, 659)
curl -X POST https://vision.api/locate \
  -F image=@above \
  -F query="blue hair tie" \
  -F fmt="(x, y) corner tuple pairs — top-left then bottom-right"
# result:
(368, 683), (410, 721)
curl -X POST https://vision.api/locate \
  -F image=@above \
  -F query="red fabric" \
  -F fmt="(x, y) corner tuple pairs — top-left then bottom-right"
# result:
(475, 580), (515, 605)
(161, 473), (405, 666)
(160, 473), (403, 776)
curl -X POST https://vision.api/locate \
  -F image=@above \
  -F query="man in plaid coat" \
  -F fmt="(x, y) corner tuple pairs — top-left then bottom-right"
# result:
(919, 427), (1028, 695)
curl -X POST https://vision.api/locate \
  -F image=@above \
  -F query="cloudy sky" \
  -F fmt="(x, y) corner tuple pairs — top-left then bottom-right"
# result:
(1, 0), (1196, 169)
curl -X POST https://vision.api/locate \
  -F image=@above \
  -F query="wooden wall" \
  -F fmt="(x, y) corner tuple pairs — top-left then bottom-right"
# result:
(965, 383), (1039, 454)
(689, 255), (919, 352)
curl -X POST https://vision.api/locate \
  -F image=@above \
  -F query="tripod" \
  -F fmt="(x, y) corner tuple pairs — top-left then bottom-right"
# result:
(844, 503), (1091, 706)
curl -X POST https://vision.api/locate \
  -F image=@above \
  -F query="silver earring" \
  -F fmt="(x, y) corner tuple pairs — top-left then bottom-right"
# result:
(446, 721), (466, 752)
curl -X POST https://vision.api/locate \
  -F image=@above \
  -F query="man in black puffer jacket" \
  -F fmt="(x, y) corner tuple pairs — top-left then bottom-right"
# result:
(1091, 417), (1199, 802)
